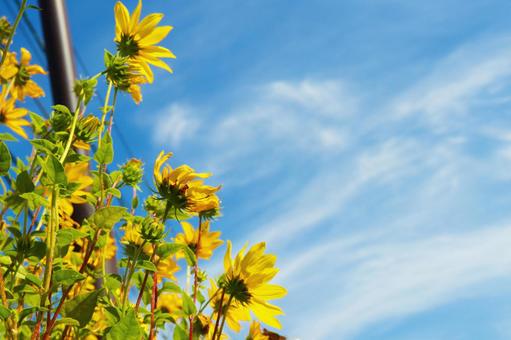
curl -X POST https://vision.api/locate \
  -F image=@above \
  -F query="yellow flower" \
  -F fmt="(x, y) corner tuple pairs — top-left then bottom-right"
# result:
(10, 48), (46, 101)
(57, 162), (94, 228)
(0, 52), (17, 80)
(153, 151), (221, 215)
(223, 241), (286, 329)
(114, 0), (175, 83)
(157, 292), (182, 320)
(156, 255), (180, 281)
(0, 87), (30, 138)
(246, 321), (269, 340)
(175, 220), (223, 260)
(209, 279), (250, 333)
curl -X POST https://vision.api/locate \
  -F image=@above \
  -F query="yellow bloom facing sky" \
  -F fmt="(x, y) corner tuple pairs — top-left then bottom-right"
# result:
(153, 151), (221, 215)
(114, 0), (175, 83)
(223, 241), (287, 330)
(175, 220), (223, 260)
(11, 48), (46, 101)
(0, 87), (30, 138)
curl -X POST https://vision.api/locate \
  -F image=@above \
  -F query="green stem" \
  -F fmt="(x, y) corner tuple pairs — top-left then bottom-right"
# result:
(39, 186), (58, 327)
(197, 287), (220, 315)
(121, 241), (146, 311)
(211, 288), (226, 340)
(98, 81), (113, 148)
(216, 294), (233, 340)
(0, 0), (27, 67)
(60, 98), (83, 163)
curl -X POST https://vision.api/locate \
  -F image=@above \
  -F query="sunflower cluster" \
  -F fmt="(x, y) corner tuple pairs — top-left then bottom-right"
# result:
(0, 1), (287, 340)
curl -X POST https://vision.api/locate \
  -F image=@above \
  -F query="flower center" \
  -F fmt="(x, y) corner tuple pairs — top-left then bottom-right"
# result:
(14, 65), (30, 87)
(117, 34), (140, 58)
(0, 108), (7, 123)
(224, 276), (251, 305)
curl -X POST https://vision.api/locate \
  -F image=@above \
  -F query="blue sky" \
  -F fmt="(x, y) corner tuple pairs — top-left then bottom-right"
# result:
(4, 0), (511, 339)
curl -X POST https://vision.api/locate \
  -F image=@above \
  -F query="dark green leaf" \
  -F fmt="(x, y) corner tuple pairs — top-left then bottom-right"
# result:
(44, 155), (66, 185)
(56, 229), (87, 247)
(23, 273), (42, 287)
(0, 142), (10, 176)
(181, 292), (196, 316)
(94, 133), (113, 165)
(16, 171), (34, 194)
(0, 305), (11, 320)
(136, 260), (157, 272)
(62, 289), (103, 327)
(88, 206), (126, 230)
(53, 269), (85, 286)
(105, 308), (142, 340)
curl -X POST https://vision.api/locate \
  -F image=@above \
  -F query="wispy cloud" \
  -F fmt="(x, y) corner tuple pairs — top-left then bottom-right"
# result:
(151, 103), (200, 147)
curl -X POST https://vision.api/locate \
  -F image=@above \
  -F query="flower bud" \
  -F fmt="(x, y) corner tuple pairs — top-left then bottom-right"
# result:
(121, 158), (144, 187)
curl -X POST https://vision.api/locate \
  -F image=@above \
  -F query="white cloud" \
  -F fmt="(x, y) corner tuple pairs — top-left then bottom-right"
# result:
(389, 36), (511, 130)
(151, 103), (200, 147)
(288, 224), (511, 339)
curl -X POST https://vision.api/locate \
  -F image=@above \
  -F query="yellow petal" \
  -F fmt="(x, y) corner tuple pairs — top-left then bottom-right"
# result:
(114, 1), (131, 36)
(129, 0), (142, 32)
(224, 240), (232, 273)
(139, 26), (173, 46)
(136, 13), (164, 38)
(20, 48), (32, 65)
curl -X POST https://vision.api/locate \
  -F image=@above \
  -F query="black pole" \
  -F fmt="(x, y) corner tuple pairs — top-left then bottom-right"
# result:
(38, 0), (92, 223)
(38, 0), (77, 109)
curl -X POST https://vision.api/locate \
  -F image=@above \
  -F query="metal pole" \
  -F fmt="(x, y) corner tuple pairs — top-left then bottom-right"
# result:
(38, 1), (120, 278)
(38, 0), (77, 109)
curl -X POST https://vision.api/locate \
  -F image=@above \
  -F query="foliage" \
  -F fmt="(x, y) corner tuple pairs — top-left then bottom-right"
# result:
(0, 1), (287, 339)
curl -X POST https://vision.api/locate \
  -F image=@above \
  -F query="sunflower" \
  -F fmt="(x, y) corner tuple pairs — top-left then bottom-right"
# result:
(57, 162), (94, 228)
(157, 292), (182, 320)
(0, 51), (17, 81)
(246, 321), (269, 340)
(153, 151), (221, 215)
(0, 86), (30, 138)
(10, 48), (46, 101)
(208, 279), (250, 333)
(114, 0), (175, 83)
(222, 241), (286, 329)
(175, 220), (223, 260)
(156, 255), (180, 281)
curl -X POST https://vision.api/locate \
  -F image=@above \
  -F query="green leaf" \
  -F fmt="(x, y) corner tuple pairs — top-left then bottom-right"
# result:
(105, 274), (122, 291)
(136, 260), (157, 272)
(44, 155), (66, 185)
(156, 242), (182, 260)
(20, 192), (48, 210)
(0, 306), (11, 320)
(30, 139), (57, 155)
(18, 307), (46, 325)
(181, 292), (196, 316)
(173, 324), (188, 340)
(16, 171), (34, 194)
(94, 132), (114, 165)
(23, 273), (42, 288)
(62, 289), (103, 327)
(0, 255), (12, 266)
(55, 317), (80, 327)
(53, 269), (85, 286)
(27, 241), (46, 260)
(88, 206), (126, 230)
(160, 281), (181, 294)
(0, 132), (17, 141)
(0, 142), (10, 176)
(105, 308), (142, 340)
(182, 245), (197, 267)
(56, 229), (87, 247)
